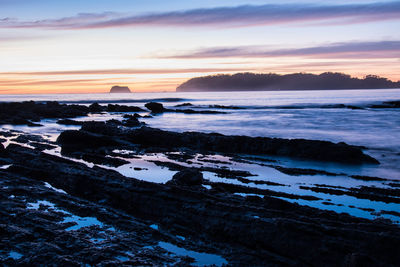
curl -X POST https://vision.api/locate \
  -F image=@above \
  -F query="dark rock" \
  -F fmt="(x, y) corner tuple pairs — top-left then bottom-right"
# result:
(0, 131), (15, 137)
(81, 153), (130, 167)
(0, 101), (89, 126)
(112, 126), (378, 164)
(110, 86), (131, 93)
(123, 114), (142, 119)
(173, 109), (226, 114)
(80, 121), (124, 136)
(89, 102), (103, 112)
(167, 169), (204, 186)
(56, 130), (122, 153)
(106, 104), (144, 112)
(2, 144), (400, 266)
(209, 105), (244, 110)
(62, 123), (378, 164)
(0, 101), (146, 126)
(12, 134), (49, 144)
(370, 100), (400, 109)
(271, 166), (339, 176)
(30, 142), (57, 151)
(27, 122), (43, 127)
(300, 185), (400, 204)
(175, 103), (193, 107)
(351, 175), (390, 181)
(123, 117), (142, 127)
(145, 102), (165, 113)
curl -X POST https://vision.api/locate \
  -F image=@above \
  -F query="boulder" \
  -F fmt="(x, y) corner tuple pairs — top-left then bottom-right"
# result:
(167, 169), (204, 186)
(145, 102), (165, 113)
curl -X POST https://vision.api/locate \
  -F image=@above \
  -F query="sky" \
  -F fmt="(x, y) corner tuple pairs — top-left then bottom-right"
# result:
(0, 0), (399, 94)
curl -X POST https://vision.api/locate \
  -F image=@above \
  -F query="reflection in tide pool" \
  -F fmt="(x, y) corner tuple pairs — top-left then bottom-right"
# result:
(26, 200), (112, 231)
(145, 241), (228, 267)
(116, 157), (178, 183)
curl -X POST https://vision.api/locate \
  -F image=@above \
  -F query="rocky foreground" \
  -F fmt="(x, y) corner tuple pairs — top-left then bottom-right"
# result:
(0, 101), (400, 266)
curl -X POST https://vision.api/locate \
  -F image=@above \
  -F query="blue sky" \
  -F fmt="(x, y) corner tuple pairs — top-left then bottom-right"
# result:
(0, 0), (399, 93)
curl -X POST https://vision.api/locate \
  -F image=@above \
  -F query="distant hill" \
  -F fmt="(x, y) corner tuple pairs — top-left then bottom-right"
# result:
(176, 72), (400, 92)
(110, 86), (131, 93)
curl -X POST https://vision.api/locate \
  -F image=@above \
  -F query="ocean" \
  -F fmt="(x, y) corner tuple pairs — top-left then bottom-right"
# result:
(1, 88), (400, 222)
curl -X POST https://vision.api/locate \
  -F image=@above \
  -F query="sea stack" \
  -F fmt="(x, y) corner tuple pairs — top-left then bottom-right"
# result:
(110, 86), (131, 93)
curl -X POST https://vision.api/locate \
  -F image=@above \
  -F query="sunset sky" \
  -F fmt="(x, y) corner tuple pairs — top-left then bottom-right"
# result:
(0, 0), (399, 94)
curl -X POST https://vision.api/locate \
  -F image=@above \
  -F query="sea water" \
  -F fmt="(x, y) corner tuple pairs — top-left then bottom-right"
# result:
(2, 89), (399, 178)
(1, 89), (400, 221)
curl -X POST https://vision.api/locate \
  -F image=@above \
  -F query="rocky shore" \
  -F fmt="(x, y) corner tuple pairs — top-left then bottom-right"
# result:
(1, 101), (400, 266)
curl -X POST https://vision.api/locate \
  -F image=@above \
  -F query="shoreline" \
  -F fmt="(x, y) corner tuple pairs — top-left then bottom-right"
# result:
(1, 101), (400, 265)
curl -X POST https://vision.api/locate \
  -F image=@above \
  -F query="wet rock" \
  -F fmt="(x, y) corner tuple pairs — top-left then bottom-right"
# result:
(271, 165), (339, 176)
(57, 130), (122, 153)
(350, 175), (390, 182)
(0, 131), (15, 138)
(29, 142), (57, 151)
(63, 124), (378, 164)
(106, 104), (144, 112)
(27, 122), (43, 127)
(300, 185), (400, 204)
(167, 169), (204, 186)
(12, 134), (50, 144)
(209, 105), (244, 110)
(0, 101), (145, 126)
(173, 109), (226, 114)
(122, 117), (142, 127)
(2, 144), (400, 266)
(370, 100), (400, 109)
(175, 103), (193, 107)
(116, 126), (379, 164)
(123, 114), (142, 119)
(80, 121), (125, 136)
(81, 153), (130, 167)
(89, 102), (103, 112)
(145, 102), (165, 113)
(0, 101), (88, 126)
